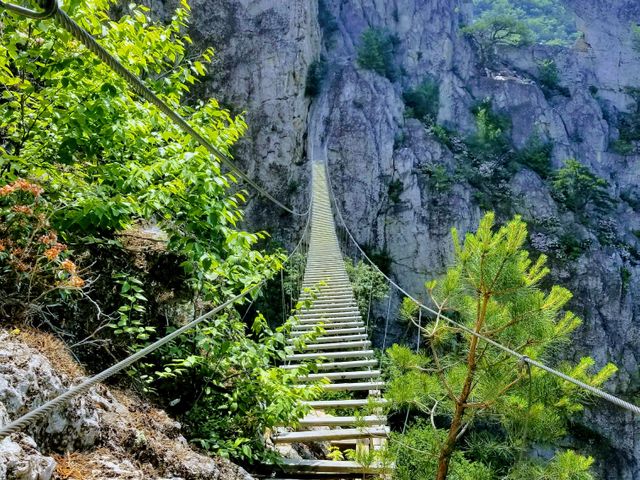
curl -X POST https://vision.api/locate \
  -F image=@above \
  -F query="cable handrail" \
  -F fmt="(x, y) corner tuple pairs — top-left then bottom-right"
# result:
(323, 161), (640, 416)
(0, 0), (307, 217)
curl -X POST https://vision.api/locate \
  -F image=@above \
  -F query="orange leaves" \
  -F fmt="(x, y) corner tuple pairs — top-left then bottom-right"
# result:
(0, 178), (44, 197)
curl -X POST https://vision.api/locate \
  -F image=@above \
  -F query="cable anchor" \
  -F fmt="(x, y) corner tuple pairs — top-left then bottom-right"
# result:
(0, 0), (57, 19)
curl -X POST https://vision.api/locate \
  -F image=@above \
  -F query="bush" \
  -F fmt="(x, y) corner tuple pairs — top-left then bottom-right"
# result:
(356, 28), (398, 79)
(537, 59), (570, 97)
(431, 124), (456, 149)
(551, 159), (612, 214)
(468, 99), (510, 152)
(305, 57), (327, 97)
(616, 88), (640, 147)
(611, 138), (635, 155)
(388, 178), (404, 203)
(344, 259), (389, 317)
(390, 420), (494, 480)
(422, 164), (453, 193)
(633, 24), (640, 53)
(515, 135), (553, 177)
(0, 180), (84, 323)
(537, 59), (559, 89)
(403, 79), (440, 123)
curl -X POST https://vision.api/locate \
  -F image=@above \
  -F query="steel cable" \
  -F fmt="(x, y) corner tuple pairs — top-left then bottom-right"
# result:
(323, 161), (640, 416)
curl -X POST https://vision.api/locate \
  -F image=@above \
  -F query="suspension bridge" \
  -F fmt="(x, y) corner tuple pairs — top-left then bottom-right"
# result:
(1, 1), (640, 479)
(271, 163), (391, 478)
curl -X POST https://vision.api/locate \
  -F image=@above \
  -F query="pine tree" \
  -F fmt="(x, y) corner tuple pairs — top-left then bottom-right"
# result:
(386, 212), (616, 479)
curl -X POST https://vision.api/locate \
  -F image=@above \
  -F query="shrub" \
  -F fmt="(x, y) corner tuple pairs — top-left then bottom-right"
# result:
(515, 135), (552, 177)
(344, 259), (389, 317)
(403, 79), (440, 123)
(537, 59), (559, 90)
(422, 164), (453, 193)
(633, 24), (640, 53)
(551, 159), (612, 214)
(537, 58), (570, 97)
(468, 99), (510, 152)
(305, 57), (327, 97)
(0, 180), (84, 323)
(388, 178), (404, 203)
(431, 124), (456, 149)
(611, 138), (635, 155)
(356, 28), (398, 79)
(616, 88), (640, 147)
(621, 267), (632, 291)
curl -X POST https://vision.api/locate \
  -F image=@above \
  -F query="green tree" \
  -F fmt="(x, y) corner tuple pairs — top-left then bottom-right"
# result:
(462, 14), (533, 62)
(385, 213), (616, 479)
(471, 0), (578, 46)
(551, 159), (611, 214)
(356, 27), (397, 79)
(345, 259), (389, 317)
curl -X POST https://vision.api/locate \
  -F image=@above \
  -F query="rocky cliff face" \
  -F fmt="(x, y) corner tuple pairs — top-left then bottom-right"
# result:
(182, 0), (320, 235)
(0, 330), (254, 480)
(177, 0), (640, 476)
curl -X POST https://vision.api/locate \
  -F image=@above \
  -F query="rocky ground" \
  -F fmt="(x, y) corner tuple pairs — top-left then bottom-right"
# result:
(0, 329), (253, 480)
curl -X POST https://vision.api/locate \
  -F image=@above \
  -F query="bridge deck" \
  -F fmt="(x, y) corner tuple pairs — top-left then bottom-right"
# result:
(272, 164), (391, 478)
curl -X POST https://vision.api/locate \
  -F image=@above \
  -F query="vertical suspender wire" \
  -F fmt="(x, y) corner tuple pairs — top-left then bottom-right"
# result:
(382, 282), (392, 351)
(416, 308), (422, 353)
(366, 276), (374, 330)
(280, 268), (286, 324)
(403, 303), (423, 434)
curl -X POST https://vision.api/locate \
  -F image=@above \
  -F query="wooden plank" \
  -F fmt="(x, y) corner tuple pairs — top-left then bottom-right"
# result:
(287, 334), (367, 344)
(299, 340), (370, 351)
(282, 359), (377, 371)
(307, 381), (385, 392)
(298, 370), (381, 382)
(301, 398), (388, 409)
(285, 350), (374, 361)
(272, 427), (389, 443)
(298, 415), (387, 427)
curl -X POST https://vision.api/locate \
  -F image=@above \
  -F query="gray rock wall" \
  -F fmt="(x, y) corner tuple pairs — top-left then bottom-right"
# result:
(185, 0), (320, 235)
(0, 331), (254, 480)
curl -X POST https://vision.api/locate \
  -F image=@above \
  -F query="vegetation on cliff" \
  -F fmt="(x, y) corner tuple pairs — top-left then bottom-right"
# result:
(0, 0), (315, 465)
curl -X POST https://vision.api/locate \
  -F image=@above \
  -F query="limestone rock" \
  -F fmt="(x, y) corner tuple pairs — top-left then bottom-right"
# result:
(0, 331), (254, 480)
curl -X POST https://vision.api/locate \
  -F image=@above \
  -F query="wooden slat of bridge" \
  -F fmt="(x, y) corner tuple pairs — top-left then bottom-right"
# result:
(272, 164), (390, 478)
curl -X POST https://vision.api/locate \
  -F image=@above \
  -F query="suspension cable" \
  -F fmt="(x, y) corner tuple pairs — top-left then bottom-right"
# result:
(0, 0), (307, 217)
(323, 161), (640, 416)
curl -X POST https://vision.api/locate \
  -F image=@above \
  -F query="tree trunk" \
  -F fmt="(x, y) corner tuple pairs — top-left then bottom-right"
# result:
(435, 294), (489, 480)
(435, 402), (465, 480)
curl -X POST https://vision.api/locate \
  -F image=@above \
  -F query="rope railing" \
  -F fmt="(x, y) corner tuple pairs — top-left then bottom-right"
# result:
(0, 0), (307, 217)
(323, 161), (640, 416)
